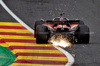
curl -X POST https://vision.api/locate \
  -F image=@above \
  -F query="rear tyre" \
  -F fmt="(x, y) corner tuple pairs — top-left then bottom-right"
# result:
(75, 25), (90, 44)
(82, 34), (89, 43)
(36, 25), (48, 44)
(79, 20), (84, 25)
(34, 21), (43, 38)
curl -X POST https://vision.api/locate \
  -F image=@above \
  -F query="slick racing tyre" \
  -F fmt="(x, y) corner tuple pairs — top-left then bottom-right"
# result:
(36, 25), (48, 44)
(79, 20), (84, 25)
(34, 21), (43, 38)
(75, 25), (90, 44)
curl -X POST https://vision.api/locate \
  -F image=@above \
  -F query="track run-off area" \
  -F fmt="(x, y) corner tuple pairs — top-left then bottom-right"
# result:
(0, 22), (68, 66)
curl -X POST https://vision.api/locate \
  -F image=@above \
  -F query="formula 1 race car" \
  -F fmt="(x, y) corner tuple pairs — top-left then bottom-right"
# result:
(34, 13), (90, 44)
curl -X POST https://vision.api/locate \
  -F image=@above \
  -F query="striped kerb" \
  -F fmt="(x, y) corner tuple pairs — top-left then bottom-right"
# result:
(0, 22), (68, 66)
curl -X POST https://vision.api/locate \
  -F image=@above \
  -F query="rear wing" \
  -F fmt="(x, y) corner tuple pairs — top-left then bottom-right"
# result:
(46, 20), (80, 24)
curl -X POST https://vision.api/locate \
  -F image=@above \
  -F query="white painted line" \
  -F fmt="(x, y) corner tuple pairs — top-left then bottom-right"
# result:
(0, 0), (34, 34)
(55, 47), (74, 66)
(0, 0), (75, 66)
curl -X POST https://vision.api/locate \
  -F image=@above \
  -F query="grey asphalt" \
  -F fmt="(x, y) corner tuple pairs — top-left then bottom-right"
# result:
(1, 0), (100, 66)
(0, 3), (16, 22)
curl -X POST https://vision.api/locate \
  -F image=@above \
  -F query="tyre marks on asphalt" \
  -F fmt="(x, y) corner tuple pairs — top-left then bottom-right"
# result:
(0, 22), (68, 66)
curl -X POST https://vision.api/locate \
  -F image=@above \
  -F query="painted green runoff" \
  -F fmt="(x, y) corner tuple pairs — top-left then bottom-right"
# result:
(0, 46), (16, 66)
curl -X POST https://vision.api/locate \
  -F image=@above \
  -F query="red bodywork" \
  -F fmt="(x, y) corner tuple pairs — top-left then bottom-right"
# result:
(43, 16), (78, 30)
(43, 23), (78, 30)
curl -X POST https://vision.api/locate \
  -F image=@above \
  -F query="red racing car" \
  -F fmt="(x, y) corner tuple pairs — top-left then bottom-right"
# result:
(34, 13), (90, 44)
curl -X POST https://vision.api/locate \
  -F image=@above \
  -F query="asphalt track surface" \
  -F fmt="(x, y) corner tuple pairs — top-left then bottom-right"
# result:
(0, 0), (100, 66)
